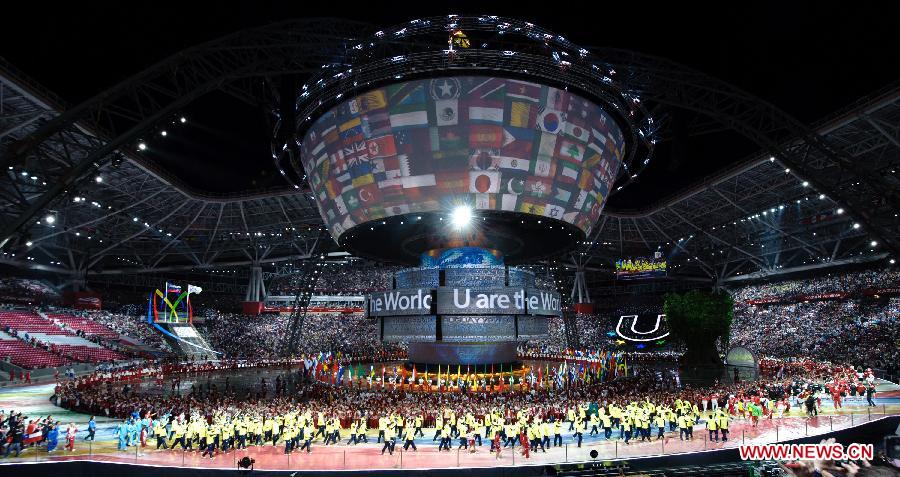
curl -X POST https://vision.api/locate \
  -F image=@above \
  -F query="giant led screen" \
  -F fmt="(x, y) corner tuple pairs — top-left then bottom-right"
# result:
(615, 256), (667, 280)
(300, 76), (625, 239)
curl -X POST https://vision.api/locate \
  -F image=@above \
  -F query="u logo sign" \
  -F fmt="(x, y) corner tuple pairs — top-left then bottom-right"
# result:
(615, 314), (669, 342)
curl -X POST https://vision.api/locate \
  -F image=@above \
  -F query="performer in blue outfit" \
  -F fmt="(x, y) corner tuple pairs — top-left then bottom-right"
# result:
(46, 423), (59, 453)
(85, 416), (97, 441)
(129, 418), (139, 446)
(116, 419), (129, 450)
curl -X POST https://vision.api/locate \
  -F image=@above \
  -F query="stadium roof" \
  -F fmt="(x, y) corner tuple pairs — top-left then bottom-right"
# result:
(579, 83), (900, 283)
(4, 5), (899, 199)
(0, 13), (897, 287)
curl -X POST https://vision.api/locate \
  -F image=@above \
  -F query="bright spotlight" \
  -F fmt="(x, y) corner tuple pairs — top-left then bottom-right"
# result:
(180, 116), (187, 123)
(95, 175), (103, 183)
(450, 205), (473, 228)
(25, 241), (33, 247)
(853, 223), (860, 229)
(160, 130), (167, 137)
(138, 142), (147, 151)
(871, 241), (877, 247)
(836, 208), (844, 214)
(44, 215), (56, 224)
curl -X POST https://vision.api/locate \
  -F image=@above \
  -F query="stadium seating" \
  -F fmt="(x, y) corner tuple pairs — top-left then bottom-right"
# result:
(0, 310), (69, 334)
(46, 313), (120, 339)
(53, 344), (127, 362)
(0, 310), (132, 367)
(0, 332), (69, 368)
(26, 333), (100, 347)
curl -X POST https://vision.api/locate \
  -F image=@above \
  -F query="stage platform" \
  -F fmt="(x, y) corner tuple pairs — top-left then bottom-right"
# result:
(1, 379), (899, 471)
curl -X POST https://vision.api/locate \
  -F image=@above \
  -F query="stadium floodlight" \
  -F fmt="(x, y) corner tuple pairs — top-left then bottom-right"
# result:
(450, 205), (473, 228)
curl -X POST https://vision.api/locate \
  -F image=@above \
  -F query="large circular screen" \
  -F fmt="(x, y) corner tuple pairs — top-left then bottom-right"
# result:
(300, 76), (625, 241)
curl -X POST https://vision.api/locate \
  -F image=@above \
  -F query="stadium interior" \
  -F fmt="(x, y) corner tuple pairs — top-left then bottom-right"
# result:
(0, 5), (898, 477)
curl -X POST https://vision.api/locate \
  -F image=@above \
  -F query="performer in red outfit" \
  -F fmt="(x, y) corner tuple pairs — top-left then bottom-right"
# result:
(519, 430), (530, 459)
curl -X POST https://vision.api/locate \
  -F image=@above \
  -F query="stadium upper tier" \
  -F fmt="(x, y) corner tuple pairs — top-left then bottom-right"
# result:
(0, 265), (895, 369)
(0, 16), (897, 281)
(0, 309), (137, 368)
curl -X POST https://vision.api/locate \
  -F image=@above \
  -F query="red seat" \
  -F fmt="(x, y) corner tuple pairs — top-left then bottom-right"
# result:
(54, 344), (127, 362)
(46, 313), (120, 339)
(0, 341), (69, 368)
(0, 311), (71, 335)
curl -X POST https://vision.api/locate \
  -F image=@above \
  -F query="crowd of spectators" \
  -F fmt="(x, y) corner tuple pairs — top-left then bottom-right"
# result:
(197, 312), (290, 359)
(48, 306), (171, 353)
(268, 263), (560, 297)
(528, 268), (898, 377)
(197, 311), (402, 360)
(729, 297), (899, 372)
(0, 278), (59, 304)
(0, 266), (896, 377)
(731, 267), (900, 302)
(268, 263), (397, 296)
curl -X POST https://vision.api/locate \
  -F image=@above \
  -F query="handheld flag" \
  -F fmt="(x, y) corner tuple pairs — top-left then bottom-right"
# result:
(23, 430), (43, 445)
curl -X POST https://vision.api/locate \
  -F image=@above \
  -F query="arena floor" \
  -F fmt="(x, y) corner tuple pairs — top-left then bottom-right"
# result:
(1, 375), (898, 470)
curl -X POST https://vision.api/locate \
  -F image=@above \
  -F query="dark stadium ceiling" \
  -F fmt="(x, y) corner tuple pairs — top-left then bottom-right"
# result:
(2, 2), (898, 199)
(0, 3), (898, 286)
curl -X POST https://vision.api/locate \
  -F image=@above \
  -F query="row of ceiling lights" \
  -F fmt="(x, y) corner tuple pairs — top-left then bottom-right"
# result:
(137, 116), (187, 151)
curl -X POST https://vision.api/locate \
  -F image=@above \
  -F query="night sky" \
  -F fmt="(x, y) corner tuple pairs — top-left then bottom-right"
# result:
(2, 1), (897, 205)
